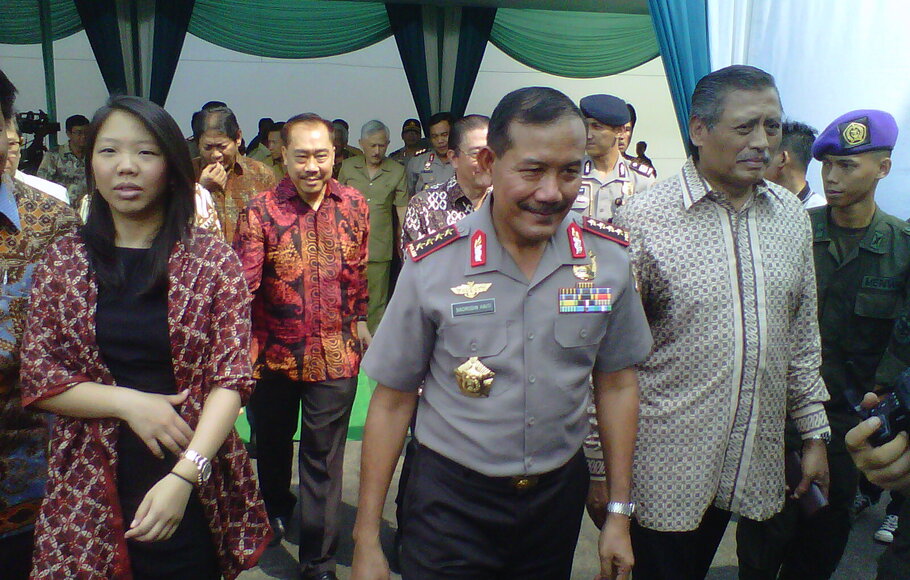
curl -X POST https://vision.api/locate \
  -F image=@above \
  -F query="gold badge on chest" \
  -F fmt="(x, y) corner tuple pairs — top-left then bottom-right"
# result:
(451, 281), (492, 299)
(454, 356), (495, 397)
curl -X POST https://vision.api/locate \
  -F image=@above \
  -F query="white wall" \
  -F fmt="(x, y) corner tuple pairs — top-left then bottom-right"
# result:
(1, 31), (686, 178)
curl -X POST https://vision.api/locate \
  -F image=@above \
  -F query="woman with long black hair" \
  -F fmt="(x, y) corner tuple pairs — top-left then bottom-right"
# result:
(19, 95), (270, 579)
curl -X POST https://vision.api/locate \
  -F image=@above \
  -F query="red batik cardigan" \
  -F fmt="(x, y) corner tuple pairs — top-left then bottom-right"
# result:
(19, 229), (271, 579)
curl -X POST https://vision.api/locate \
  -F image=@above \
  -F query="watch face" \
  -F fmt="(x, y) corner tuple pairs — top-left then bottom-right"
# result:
(200, 462), (213, 482)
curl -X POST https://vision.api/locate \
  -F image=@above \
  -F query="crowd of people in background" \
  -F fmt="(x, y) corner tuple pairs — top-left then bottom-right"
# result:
(1, 59), (910, 580)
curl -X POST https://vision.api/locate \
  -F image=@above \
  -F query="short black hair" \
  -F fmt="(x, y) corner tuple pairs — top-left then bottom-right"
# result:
(193, 106), (241, 140)
(65, 114), (90, 132)
(427, 112), (454, 133)
(281, 113), (334, 146)
(268, 121), (286, 134)
(487, 87), (584, 156)
(449, 114), (489, 155)
(0, 68), (17, 122)
(332, 118), (349, 130)
(689, 65), (780, 159)
(627, 103), (637, 129)
(779, 121), (817, 170)
(201, 100), (227, 110)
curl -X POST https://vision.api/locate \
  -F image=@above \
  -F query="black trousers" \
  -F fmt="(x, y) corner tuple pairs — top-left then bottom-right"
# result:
(878, 495), (910, 580)
(0, 529), (34, 580)
(630, 505), (732, 580)
(400, 445), (588, 579)
(735, 446), (857, 580)
(250, 373), (357, 576)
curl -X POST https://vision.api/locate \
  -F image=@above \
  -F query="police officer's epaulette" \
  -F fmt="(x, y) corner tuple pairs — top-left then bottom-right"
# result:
(629, 160), (656, 178)
(406, 226), (462, 261)
(582, 216), (630, 247)
(415, 147), (428, 156)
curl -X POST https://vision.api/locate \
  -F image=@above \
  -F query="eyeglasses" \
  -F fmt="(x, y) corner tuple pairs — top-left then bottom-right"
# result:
(459, 148), (482, 160)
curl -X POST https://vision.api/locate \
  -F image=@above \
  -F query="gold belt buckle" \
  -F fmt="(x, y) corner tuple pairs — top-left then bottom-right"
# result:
(510, 475), (539, 491)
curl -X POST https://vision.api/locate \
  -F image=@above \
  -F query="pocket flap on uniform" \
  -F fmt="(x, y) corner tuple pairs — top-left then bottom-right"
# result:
(442, 322), (508, 358)
(554, 317), (607, 348)
(854, 292), (902, 320)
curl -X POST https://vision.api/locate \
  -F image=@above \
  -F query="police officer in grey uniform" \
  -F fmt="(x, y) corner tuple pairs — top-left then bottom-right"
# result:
(573, 94), (656, 223)
(406, 112), (455, 198)
(351, 87), (653, 580)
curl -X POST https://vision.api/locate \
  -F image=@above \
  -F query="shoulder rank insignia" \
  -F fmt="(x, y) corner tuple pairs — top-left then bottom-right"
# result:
(407, 225), (460, 261)
(471, 230), (487, 266)
(567, 222), (586, 258)
(582, 216), (630, 247)
(424, 153), (435, 170)
(630, 160), (656, 178)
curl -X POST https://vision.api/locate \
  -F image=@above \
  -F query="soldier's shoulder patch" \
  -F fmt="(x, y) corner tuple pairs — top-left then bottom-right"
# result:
(629, 160), (656, 178)
(582, 216), (630, 247)
(406, 226), (462, 261)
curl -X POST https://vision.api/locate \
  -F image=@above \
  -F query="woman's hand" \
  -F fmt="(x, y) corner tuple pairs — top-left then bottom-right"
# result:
(120, 389), (194, 458)
(124, 473), (193, 542)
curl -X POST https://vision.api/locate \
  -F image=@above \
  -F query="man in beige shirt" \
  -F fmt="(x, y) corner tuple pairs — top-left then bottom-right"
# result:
(615, 65), (831, 580)
(338, 120), (407, 332)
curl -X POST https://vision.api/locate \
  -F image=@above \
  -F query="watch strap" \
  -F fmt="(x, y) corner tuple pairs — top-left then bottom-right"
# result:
(606, 501), (636, 517)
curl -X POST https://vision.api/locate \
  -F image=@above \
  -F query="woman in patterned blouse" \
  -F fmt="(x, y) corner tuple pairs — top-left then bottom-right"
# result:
(19, 96), (270, 579)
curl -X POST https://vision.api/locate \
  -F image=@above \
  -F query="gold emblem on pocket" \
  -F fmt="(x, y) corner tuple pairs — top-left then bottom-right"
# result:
(454, 356), (495, 397)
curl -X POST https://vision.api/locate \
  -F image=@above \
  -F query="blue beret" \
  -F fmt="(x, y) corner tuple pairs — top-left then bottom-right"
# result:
(580, 95), (630, 126)
(812, 109), (898, 160)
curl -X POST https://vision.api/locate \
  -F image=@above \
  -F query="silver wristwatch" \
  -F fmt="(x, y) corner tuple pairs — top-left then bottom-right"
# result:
(606, 501), (636, 517)
(180, 449), (212, 486)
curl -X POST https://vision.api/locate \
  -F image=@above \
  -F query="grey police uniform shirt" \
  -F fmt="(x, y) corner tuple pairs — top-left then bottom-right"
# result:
(572, 154), (657, 222)
(361, 199), (653, 477)
(406, 151), (455, 198)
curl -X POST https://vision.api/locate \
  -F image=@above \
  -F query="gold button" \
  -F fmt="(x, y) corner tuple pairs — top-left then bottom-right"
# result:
(514, 478), (531, 491)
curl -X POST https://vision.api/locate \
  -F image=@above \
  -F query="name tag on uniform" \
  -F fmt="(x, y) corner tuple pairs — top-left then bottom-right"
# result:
(559, 283), (611, 313)
(862, 276), (899, 290)
(452, 299), (496, 317)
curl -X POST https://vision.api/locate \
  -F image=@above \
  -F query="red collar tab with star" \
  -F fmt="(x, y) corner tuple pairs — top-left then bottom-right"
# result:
(471, 230), (487, 266)
(582, 216), (630, 247)
(407, 225), (460, 261)
(567, 222), (586, 258)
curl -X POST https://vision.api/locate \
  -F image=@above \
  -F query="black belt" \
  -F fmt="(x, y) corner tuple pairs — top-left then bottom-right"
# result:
(415, 444), (584, 493)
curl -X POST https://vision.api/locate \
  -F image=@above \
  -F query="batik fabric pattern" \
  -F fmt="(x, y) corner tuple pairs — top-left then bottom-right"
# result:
(233, 177), (369, 382)
(614, 158), (831, 531)
(401, 176), (475, 252)
(19, 229), (271, 579)
(193, 155), (277, 244)
(0, 178), (78, 540)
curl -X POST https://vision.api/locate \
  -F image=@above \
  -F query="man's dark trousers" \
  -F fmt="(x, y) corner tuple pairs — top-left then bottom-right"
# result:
(399, 444), (588, 579)
(736, 414), (858, 579)
(250, 372), (357, 577)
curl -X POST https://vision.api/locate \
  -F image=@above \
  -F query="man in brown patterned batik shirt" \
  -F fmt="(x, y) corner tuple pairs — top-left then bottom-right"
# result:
(0, 68), (79, 580)
(614, 65), (831, 580)
(193, 106), (276, 244)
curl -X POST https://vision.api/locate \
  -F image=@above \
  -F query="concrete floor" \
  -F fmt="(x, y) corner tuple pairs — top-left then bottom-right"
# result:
(240, 441), (890, 580)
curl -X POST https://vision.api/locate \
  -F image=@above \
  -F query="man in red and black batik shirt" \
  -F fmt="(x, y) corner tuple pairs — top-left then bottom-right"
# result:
(234, 113), (369, 580)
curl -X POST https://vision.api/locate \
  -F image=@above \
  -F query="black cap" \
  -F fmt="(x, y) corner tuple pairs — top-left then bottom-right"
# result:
(580, 94), (630, 126)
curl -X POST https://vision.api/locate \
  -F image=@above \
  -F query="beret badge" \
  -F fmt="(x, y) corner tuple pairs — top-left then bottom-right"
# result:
(839, 118), (870, 149)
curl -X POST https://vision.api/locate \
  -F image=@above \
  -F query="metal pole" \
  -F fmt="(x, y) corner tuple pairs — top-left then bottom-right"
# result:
(38, 0), (58, 149)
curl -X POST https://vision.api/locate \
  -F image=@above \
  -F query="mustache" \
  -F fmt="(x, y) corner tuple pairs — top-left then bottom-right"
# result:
(518, 199), (571, 215)
(737, 151), (771, 164)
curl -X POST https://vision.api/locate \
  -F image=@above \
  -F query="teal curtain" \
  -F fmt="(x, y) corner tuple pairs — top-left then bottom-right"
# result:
(647, 0), (710, 150)
(490, 9), (658, 79)
(188, 0), (391, 59)
(0, 0), (83, 44)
